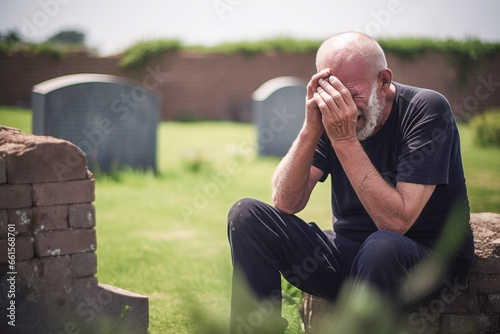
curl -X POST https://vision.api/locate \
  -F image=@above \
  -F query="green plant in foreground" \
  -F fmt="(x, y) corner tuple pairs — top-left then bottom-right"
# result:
(470, 109), (500, 147)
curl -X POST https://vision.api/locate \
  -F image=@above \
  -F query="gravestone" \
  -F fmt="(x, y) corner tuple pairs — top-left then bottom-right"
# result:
(32, 73), (160, 173)
(252, 76), (306, 157)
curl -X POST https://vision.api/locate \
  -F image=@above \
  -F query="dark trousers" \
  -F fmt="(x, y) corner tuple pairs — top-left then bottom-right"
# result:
(227, 198), (470, 334)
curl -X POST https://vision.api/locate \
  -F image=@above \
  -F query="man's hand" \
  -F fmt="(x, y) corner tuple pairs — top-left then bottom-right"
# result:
(305, 68), (331, 135)
(314, 76), (358, 143)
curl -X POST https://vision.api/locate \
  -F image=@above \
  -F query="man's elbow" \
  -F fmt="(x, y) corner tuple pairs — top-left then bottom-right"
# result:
(375, 216), (414, 235)
(275, 205), (295, 215)
(272, 193), (302, 215)
(372, 198), (423, 235)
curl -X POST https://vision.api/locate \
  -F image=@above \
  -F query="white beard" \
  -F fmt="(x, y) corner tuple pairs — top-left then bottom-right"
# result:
(356, 82), (384, 141)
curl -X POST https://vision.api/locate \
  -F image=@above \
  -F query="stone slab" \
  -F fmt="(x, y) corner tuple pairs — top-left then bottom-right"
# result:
(252, 76), (306, 157)
(0, 126), (87, 184)
(32, 74), (160, 173)
(95, 283), (149, 333)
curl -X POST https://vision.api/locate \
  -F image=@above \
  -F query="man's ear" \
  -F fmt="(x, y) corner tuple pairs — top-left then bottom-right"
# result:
(378, 68), (393, 95)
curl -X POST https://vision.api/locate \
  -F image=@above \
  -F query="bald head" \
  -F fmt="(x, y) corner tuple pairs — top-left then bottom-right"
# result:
(316, 32), (387, 81)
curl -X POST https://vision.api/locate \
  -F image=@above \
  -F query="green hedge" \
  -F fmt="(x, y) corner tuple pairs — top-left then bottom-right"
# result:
(377, 38), (500, 60)
(470, 109), (500, 147)
(119, 37), (500, 61)
(0, 41), (65, 60)
(378, 38), (500, 85)
(118, 37), (500, 82)
(195, 37), (322, 55)
(119, 39), (183, 70)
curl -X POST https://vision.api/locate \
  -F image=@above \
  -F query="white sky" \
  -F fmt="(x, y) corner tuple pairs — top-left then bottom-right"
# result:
(1, 0), (500, 56)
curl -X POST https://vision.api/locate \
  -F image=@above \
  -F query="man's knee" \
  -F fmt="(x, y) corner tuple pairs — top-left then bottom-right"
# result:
(352, 231), (407, 275)
(228, 198), (275, 241)
(360, 230), (402, 257)
(228, 198), (261, 227)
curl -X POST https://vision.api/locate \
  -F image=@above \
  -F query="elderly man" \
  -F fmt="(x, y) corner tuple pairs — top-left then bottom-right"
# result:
(227, 32), (474, 333)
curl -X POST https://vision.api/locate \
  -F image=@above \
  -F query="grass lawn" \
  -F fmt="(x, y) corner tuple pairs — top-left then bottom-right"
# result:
(1, 106), (499, 333)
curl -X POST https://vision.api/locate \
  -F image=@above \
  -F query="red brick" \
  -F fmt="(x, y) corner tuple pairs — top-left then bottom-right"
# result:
(441, 293), (479, 313)
(32, 205), (68, 232)
(0, 183), (32, 209)
(35, 229), (96, 257)
(71, 252), (97, 278)
(69, 203), (95, 228)
(8, 206), (69, 234)
(16, 236), (35, 261)
(0, 236), (34, 263)
(469, 275), (500, 293)
(482, 293), (500, 313)
(7, 207), (33, 234)
(32, 178), (95, 206)
(470, 257), (500, 274)
(442, 314), (499, 333)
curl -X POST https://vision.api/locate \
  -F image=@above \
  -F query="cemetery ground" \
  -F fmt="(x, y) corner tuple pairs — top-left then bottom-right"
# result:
(1, 106), (500, 333)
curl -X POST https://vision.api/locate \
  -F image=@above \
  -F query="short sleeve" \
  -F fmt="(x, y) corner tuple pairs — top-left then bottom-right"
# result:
(312, 132), (331, 183)
(396, 90), (455, 186)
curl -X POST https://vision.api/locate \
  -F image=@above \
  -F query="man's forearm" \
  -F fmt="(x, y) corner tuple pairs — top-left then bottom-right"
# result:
(331, 139), (407, 232)
(272, 126), (323, 214)
(273, 67), (330, 214)
(331, 139), (434, 234)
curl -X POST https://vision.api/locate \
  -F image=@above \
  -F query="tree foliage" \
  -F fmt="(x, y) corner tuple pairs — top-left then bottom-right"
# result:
(47, 30), (85, 45)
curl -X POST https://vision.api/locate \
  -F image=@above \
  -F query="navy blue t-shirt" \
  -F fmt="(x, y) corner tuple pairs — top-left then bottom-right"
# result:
(312, 82), (471, 251)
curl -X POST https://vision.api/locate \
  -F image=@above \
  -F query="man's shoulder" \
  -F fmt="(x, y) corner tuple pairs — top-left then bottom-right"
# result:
(395, 82), (450, 107)
(394, 82), (452, 118)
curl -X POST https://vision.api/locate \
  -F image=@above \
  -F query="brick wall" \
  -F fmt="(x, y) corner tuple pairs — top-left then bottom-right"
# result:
(0, 126), (148, 333)
(155, 51), (317, 121)
(0, 51), (128, 107)
(1, 50), (499, 121)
